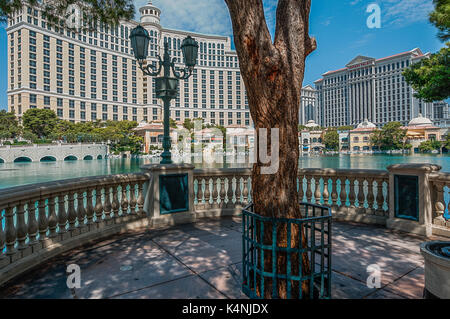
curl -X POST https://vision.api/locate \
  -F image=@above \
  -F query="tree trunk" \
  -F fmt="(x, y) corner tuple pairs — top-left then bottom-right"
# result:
(224, 0), (316, 298)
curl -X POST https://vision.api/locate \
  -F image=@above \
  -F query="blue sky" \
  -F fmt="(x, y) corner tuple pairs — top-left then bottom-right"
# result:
(0, 0), (445, 110)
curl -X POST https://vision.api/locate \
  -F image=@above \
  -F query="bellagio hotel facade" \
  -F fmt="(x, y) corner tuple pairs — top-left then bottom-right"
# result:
(6, 1), (252, 127)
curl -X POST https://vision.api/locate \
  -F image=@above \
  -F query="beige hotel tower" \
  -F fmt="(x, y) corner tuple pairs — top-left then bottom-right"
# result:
(6, 1), (253, 127)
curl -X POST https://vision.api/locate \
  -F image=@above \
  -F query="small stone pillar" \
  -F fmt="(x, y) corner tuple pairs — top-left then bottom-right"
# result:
(387, 164), (441, 237)
(140, 163), (196, 227)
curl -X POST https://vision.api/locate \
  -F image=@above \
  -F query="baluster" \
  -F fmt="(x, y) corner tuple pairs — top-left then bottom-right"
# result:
(94, 187), (104, 223)
(212, 178), (219, 208)
(339, 178), (347, 207)
(226, 176), (234, 208)
(433, 182), (446, 224)
(67, 192), (77, 231)
(38, 198), (48, 243)
(235, 177), (242, 205)
(323, 177), (330, 206)
(219, 177), (226, 207)
(305, 175), (313, 203)
(86, 188), (95, 225)
(112, 184), (120, 219)
(121, 183), (129, 215)
(57, 193), (68, 235)
(197, 178), (205, 209)
(298, 175), (305, 202)
(366, 178), (375, 212)
(357, 178), (365, 209)
(376, 179), (385, 214)
(16, 202), (27, 250)
(348, 177), (357, 208)
(27, 199), (38, 246)
(137, 181), (145, 216)
(5, 206), (16, 256)
(330, 177), (338, 207)
(103, 186), (112, 220)
(129, 183), (137, 216)
(242, 177), (249, 204)
(76, 191), (86, 229)
(0, 207), (4, 260)
(48, 196), (57, 238)
(314, 177), (321, 204)
(204, 178), (212, 207)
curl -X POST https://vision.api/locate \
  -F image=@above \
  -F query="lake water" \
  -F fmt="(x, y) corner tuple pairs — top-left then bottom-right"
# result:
(0, 153), (450, 189)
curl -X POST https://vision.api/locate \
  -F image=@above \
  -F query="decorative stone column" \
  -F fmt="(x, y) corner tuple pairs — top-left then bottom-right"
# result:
(386, 163), (441, 237)
(141, 164), (196, 228)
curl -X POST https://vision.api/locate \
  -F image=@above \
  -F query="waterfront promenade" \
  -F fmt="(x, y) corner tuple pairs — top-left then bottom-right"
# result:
(0, 216), (445, 299)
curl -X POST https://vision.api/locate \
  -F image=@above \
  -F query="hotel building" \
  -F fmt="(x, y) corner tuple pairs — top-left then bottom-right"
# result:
(314, 49), (449, 128)
(6, 1), (252, 127)
(299, 85), (318, 126)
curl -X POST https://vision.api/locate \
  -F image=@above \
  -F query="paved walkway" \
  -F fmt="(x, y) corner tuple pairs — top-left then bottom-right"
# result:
(0, 217), (444, 299)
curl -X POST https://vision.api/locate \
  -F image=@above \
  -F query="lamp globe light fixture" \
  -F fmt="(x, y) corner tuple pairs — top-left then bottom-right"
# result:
(130, 25), (199, 164)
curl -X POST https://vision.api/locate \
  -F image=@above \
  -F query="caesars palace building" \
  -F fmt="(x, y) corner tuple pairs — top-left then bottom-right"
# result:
(6, 1), (253, 127)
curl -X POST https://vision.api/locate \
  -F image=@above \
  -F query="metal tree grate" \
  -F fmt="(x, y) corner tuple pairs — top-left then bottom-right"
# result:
(242, 202), (332, 299)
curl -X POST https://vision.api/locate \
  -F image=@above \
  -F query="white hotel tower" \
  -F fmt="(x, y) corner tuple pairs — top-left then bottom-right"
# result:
(6, 1), (252, 127)
(314, 49), (449, 128)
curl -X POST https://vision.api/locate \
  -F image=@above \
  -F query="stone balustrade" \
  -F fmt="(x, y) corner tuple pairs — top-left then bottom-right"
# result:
(0, 173), (149, 285)
(0, 164), (449, 286)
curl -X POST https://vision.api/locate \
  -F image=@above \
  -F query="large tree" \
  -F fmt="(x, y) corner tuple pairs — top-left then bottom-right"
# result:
(0, 110), (20, 139)
(224, 0), (316, 298)
(22, 108), (58, 138)
(403, 0), (450, 102)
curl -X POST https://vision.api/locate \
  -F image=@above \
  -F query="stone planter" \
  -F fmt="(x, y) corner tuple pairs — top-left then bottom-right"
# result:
(420, 241), (450, 299)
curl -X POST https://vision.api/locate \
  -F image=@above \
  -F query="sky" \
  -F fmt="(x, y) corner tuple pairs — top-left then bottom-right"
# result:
(0, 0), (446, 111)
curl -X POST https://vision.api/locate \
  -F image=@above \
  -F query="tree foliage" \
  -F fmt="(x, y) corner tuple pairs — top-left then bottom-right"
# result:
(403, 43), (450, 102)
(419, 140), (442, 152)
(0, 0), (134, 30)
(22, 108), (58, 138)
(0, 110), (20, 139)
(323, 129), (339, 151)
(370, 122), (409, 150)
(429, 0), (450, 42)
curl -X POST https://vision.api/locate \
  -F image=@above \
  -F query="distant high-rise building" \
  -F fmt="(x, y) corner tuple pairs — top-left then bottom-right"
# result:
(314, 48), (449, 128)
(7, 1), (252, 127)
(299, 85), (318, 126)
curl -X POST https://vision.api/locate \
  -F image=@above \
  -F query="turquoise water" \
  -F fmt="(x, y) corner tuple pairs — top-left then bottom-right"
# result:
(0, 153), (449, 189)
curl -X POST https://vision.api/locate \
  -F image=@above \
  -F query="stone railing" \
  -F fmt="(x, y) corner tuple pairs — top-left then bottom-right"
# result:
(429, 172), (450, 234)
(193, 168), (252, 216)
(0, 173), (149, 285)
(298, 168), (390, 224)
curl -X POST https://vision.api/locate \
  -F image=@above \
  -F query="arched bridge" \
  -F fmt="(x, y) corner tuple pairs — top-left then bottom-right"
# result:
(0, 143), (108, 163)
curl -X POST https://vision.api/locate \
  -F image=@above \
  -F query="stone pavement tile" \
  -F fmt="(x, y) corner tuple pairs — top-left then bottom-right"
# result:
(364, 288), (406, 299)
(112, 275), (226, 299)
(0, 264), (73, 299)
(199, 265), (248, 299)
(166, 233), (242, 273)
(331, 233), (423, 286)
(331, 271), (374, 299)
(342, 225), (426, 254)
(74, 240), (193, 299)
(383, 266), (424, 299)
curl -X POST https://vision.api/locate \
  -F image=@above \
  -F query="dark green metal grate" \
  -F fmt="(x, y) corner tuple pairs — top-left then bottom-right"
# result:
(242, 202), (332, 299)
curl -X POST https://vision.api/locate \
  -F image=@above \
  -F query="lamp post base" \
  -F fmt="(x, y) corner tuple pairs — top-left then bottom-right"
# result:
(161, 151), (173, 164)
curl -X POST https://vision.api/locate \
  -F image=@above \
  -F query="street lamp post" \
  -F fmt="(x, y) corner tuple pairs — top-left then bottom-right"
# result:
(130, 25), (199, 164)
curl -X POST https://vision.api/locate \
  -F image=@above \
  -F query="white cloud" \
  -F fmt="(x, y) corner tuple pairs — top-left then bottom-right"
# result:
(134, 0), (233, 37)
(382, 0), (434, 26)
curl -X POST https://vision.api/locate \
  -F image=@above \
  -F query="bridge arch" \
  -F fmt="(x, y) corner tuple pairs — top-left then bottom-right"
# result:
(14, 157), (32, 163)
(64, 155), (78, 161)
(83, 155), (93, 160)
(0, 158), (4, 164)
(97, 155), (103, 160)
(40, 156), (57, 162)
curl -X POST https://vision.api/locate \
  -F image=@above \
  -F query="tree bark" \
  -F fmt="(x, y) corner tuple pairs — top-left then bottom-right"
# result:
(224, 0), (316, 298)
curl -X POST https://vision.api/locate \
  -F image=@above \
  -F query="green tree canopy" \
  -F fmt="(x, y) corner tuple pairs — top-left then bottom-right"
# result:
(370, 122), (408, 151)
(323, 129), (339, 151)
(403, 43), (450, 102)
(22, 108), (58, 138)
(429, 0), (450, 42)
(419, 140), (442, 152)
(0, 110), (20, 139)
